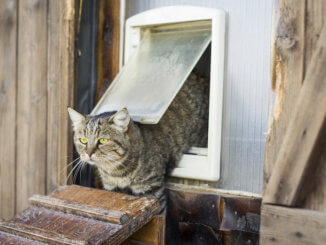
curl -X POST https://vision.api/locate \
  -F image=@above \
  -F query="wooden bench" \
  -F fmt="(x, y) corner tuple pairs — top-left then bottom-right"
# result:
(0, 185), (165, 244)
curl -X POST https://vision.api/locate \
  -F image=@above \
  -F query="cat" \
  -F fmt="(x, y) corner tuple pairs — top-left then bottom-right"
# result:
(68, 72), (209, 211)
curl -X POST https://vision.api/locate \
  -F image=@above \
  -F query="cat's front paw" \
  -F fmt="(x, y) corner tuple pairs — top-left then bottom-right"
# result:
(103, 184), (116, 191)
(131, 185), (151, 196)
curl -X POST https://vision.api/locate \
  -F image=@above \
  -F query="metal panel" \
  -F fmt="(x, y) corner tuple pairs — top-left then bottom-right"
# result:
(126, 0), (272, 194)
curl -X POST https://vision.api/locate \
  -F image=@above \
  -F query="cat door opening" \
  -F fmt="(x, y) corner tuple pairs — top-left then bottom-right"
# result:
(92, 6), (225, 181)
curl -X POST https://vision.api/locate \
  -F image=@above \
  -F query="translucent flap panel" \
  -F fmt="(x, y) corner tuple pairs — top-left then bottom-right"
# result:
(92, 26), (211, 124)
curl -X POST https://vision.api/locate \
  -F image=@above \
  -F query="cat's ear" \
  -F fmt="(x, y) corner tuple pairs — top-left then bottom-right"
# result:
(68, 107), (85, 130)
(110, 108), (130, 133)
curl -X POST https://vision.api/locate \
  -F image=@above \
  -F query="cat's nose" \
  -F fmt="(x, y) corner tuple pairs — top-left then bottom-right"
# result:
(86, 147), (96, 158)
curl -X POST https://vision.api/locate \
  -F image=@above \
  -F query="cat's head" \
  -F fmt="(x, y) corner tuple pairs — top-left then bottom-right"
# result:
(68, 108), (132, 170)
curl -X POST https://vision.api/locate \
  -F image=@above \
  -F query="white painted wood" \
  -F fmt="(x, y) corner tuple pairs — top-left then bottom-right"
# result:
(123, 6), (226, 181)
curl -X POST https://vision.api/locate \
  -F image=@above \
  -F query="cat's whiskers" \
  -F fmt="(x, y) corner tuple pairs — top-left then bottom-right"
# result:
(61, 157), (80, 174)
(66, 160), (83, 183)
(78, 161), (87, 183)
(73, 161), (84, 183)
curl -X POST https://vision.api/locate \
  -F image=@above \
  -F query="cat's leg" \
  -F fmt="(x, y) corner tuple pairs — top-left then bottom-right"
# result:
(102, 183), (116, 191)
(131, 184), (167, 214)
(130, 184), (152, 196)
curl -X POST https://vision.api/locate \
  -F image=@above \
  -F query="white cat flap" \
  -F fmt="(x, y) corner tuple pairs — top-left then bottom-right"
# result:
(92, 6), (225, 181)
(92, 24), (211, 124)
(92, 6), (224, 123)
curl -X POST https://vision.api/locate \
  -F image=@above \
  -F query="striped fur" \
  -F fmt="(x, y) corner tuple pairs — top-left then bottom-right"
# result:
(68, 72), (208, 211)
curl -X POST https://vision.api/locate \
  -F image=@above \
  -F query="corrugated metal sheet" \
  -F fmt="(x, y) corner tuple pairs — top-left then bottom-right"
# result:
(125, 0), (273, 194)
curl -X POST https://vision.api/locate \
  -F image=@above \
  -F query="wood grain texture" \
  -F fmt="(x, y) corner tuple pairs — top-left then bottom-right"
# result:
(96, 0), (121, 102)
(260, 204), (326, 245)
(300, 0), (326, 212)
(0, 231), (45, 245)
(50, 185), (161, 218)
(0, 185), (162, 245)
(264, 0), (306, 188)
(16, 0), (48, 213)
(263, 13), (326, 207)
(29, 195), (130, 224)
(301, 124), (326, 211)
(47, 0), (75, 193)
(123, 216), (165, 245)
(0, 207), (121, 245)
(0, 0), (17, 220)
(166, 184), (261, 244)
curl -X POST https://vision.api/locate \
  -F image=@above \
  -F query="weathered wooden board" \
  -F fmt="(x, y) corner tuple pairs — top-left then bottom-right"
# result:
(0, 231), (45, 245)
(0, 185), (161, 244)
(299, 0), (326, 212)
(29, 195), (130, 225)
(16, 0), (48, 213)
(0, 0), (17, 220)
(50, 185), (160, 219)
(166, 184), (261, 244)
(123, 216), (165, 245)
(263, 24), (326, 206)
(301, 125), (326, 211)
(0, 207), (123, 244)
(47, 0), (76, 192)
(264, 0), (306, 187)
(96, 0), (121, 102)
(0, 0), (77, 218)
(261, 1), (326, 244)
(260, 204), (326, 245)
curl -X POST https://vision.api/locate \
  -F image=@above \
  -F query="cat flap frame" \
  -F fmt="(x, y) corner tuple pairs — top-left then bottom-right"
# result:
(92, 6), (225, 181)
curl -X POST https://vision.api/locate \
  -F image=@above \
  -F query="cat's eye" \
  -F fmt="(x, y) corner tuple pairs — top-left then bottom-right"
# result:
(99, 138), (108, 144)
(79, 138), (88, 144)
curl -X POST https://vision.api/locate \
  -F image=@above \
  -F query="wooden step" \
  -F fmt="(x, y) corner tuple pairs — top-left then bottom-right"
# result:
(0, 231), (46, 245)
(29, 195), (130, 224)
(0, 185), (162, 245)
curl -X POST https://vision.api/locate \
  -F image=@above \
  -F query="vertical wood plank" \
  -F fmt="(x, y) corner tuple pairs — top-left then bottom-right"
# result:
(264, 0), (326, 211)
(16, 0), (48, 213)
(123, 216), (166, 245)
(47, 0), (75, 193)
(301, 124), (326, 211)
(264, 0), (306, 188)
(0, 0), (17, 219)
(96, 0), (121, 101)
(300, 0), (326, 212)
(94, 0), (121, 187)
(263, 25), (326, 205)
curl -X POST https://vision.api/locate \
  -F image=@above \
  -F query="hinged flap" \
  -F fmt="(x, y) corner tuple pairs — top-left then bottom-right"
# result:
(92, 26), (211, 124)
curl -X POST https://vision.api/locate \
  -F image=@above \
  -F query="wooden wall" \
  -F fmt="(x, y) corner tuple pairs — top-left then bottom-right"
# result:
(261, 0), (326, 243)
(0, 0), (75, 219)
(96, 0), (121, 102)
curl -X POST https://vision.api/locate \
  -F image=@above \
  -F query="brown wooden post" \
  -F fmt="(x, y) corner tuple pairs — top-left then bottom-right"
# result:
(16, 0), (48, 213)
(264, 0), (306, 188)
(261, 0), (326, 243)
(47, 0), (76, 193)
(96, 0), (121, 102)
(0, 0), (18, 219)
(263, 25), (326, 206)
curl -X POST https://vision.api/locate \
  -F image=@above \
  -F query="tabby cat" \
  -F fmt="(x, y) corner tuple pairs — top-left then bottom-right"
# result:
(68, 72), (208, 211)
